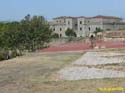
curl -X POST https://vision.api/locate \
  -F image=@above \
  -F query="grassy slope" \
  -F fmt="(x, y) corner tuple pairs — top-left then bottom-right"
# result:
(0, 51), (124, 93)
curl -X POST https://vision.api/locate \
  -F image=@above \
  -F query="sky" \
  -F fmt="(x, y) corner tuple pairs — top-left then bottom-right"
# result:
(0, 0), (125, 21)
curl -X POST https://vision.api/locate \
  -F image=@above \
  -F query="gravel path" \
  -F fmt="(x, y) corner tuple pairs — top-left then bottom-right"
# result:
(59, 67), (125, 80)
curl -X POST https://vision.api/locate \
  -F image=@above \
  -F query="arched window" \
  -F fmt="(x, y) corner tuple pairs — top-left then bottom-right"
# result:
(96, 27), (98, 30)
(53, 28), (55, 31)
(80, 27), (82, 31)
(89, 27), (91, 31)
(68, 21), (70, 25)
(60, 28), (62, 31)
(80, 21), (82, 24)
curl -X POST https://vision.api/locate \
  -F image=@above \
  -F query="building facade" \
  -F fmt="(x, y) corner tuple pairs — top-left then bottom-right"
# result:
(49, 15), (125, 37)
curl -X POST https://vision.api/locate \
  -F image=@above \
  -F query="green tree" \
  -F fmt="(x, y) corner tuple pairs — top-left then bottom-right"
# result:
(0, 22), (20, 49)
(94, 28), (103, 34)
(19, 15), (52, 51)
(52, 33), (59, 38)
(65, 28), (77, 37)
(0, 14), (52, 52)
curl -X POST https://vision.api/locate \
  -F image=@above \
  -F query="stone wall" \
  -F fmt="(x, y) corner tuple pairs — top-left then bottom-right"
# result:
(103, 30), (125, 41)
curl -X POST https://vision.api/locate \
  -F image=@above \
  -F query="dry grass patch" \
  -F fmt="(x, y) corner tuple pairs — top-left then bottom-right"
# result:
(0, 51), (83, 93)
(0, 50), (125, 93)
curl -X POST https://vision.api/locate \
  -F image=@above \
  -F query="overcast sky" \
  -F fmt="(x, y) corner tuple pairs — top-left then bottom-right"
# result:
(0, 0), (124, 21)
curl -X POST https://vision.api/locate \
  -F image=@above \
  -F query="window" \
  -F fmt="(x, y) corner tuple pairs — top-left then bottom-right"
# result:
(53, 28), (55, 31)
(68, 21), (70, 25)
(64, 19), (66, 23)
(89, 27), (91, 31)
(60, 28), (62, 31)
(75, 24), (78, 27)
(96, 27), (98, 30)
(80, 21), (82, 24)
(80, 27), (82, 31)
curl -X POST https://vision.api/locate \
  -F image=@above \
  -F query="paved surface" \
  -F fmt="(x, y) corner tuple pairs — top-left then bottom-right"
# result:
(59, 67), (125, 80)
(59, 51), (125, 80)
(73, 52), (125, 65)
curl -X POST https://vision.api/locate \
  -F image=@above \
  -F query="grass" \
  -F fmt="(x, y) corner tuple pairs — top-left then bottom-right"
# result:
(0, 51), (125, 93)
(25, 78), (125, 93)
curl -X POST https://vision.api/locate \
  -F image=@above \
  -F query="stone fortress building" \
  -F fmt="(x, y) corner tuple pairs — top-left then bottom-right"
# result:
(49, 15), (125, 37)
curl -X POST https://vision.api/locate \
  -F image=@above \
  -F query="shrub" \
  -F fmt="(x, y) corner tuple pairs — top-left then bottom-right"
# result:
(94, 28), (104, 34)
(0, 49), (23, 61)
(65, 28), (77, 38)
(52, 33), (59, 38)
(0, 49), (8, 61)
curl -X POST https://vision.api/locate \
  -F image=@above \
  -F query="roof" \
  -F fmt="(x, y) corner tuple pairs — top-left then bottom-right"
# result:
(77, 16), (86, 18)
(53, 15), (122, 20)
(53, 16), (77, 19)
(104, 30), (125, 38)
(77, 16), (94, 19)
(93, 15), (121, 19)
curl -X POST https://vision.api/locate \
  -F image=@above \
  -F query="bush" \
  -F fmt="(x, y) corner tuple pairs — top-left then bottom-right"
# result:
(65, 28), (77, 38)
(0, 49), (23, 61)
(94, 28), (103, 34)
(0, 49), (8, 61)
(52, 33), (59, 38)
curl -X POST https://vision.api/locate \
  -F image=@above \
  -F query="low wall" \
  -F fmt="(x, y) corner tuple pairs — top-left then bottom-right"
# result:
(104, 37), (125, 42)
